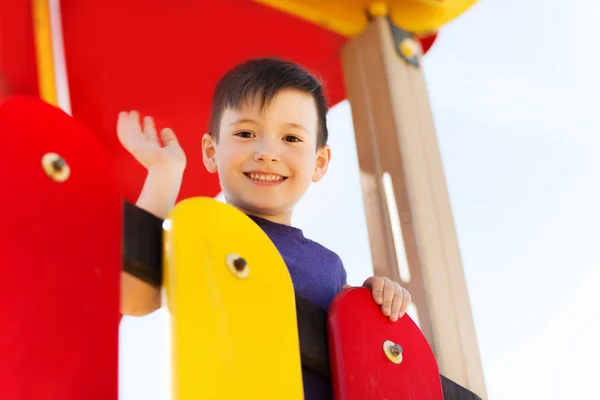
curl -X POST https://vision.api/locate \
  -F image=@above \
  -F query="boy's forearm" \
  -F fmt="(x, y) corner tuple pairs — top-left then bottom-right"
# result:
(121, 167), (182, 316)
(121, 271), (161, 316)
(136, 167), (184, 219)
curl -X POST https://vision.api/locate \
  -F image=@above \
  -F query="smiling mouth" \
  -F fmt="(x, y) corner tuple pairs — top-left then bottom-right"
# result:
(243, 172), (288, 183)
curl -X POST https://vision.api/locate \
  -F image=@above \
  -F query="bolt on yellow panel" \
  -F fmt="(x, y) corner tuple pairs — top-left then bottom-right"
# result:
(163, 197), (304, 400)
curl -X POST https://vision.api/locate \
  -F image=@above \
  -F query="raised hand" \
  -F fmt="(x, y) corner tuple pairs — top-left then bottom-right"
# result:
(117, 111), (186, 172)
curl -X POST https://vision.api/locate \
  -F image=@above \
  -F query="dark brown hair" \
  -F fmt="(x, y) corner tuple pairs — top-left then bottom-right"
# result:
(208, 57), (329, 148)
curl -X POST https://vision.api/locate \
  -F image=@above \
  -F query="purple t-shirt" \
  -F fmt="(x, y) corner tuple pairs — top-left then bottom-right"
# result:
(249, 215), (347, 400)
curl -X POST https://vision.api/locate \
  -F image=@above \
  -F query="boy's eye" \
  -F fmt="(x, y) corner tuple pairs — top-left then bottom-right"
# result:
(235, 131), (254, 138)
(283, 135), (302, 143)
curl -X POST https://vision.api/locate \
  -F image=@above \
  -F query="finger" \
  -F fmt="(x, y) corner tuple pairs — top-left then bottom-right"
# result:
(143, 116), (159, 143)
(381, 278), (394, 316)
(389, 282), (404, 321)
(116, 111), (129, 145)
(399, 288), (411, 318)
(117, 111), (141, 149)
(363, 277), (384, 304)
(160, 127), (178, 147)
(128, 110), (143, 136)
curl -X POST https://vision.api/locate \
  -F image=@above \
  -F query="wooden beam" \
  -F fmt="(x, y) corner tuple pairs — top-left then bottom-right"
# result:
(341, 15), (487, 398)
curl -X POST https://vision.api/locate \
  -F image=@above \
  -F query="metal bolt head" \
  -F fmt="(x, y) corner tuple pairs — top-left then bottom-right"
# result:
(399, 38), (422, 59)
(42, 152), (70, 182)
(233, 257), (247, 271)
(226, 253), (249, 279)
(383, 340), (403, 364)
(389, 343), (403, 357)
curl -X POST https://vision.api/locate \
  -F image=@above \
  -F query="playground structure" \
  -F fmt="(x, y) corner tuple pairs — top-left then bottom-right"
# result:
(1, 0), (487, 398)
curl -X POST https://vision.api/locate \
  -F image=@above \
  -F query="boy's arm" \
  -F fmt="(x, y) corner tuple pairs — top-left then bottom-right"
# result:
(136, 167), (184, 219)
(117, 111), (186, 316)
(121, 167), (184, 316)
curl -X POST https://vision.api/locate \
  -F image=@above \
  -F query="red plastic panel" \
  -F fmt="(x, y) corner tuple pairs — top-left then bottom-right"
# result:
(0, 0), (39, 99)
(419, 31), (439, 55)
(328, 288), (443, 400)
(0, 97), (121, 400)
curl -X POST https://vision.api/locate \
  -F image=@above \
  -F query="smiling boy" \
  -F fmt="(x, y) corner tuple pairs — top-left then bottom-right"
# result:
(118, 57), (411, 399)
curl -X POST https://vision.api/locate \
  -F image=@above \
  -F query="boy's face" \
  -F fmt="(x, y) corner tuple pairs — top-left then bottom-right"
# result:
(202, 88), (331, 224)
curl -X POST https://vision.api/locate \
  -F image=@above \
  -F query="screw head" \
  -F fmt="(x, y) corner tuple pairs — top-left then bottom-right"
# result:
(233, 257), (247, 271)
(399, 38), (422, 59)
(383, 340), (403, 364)
(389, 343), (402, 357)
(226, 253), (249, 279)
(42, 152), (70, 182)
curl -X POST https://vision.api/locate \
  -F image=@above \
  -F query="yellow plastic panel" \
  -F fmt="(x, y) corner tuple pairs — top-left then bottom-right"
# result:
(163, 197), (303, 400)
(253, 0), (478, 35)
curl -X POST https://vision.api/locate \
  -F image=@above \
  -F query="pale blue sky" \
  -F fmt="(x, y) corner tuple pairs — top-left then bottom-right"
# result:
(422, 0), (599, 397)
(120, 1), (600, 399)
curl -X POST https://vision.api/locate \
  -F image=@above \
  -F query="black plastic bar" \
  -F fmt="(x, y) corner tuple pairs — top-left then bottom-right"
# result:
(123, 201), (163, 286)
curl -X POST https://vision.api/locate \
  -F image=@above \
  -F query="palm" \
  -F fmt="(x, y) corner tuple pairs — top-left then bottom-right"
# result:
(117, 111), (186, 170)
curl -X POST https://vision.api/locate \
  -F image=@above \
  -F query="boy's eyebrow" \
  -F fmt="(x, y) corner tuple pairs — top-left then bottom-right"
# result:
(282, 122), (309, 133)
(229, 118), (259, 126)
(230, 119), (310, 133)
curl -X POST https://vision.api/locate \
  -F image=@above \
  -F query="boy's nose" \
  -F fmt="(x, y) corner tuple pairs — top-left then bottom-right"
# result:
(254, 148), (280, 163)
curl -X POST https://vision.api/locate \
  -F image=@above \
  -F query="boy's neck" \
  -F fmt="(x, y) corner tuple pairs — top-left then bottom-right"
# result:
(244, 210), (293, 226)
(223, 199), (293, 226)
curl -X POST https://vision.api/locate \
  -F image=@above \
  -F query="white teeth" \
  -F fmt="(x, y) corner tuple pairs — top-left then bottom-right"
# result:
(249, 173), (283, 182)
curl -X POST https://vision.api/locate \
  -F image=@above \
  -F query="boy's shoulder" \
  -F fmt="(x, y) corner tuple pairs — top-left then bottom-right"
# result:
(248, 215), (346, 268)
(302, 235), (343, 262)
(292, 235), (347, 282)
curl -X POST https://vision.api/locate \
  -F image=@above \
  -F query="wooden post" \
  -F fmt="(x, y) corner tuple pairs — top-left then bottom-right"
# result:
(341, 15), (487, 398)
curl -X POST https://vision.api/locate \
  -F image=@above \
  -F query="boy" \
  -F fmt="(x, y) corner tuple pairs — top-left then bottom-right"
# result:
(118, 58), (411, 399)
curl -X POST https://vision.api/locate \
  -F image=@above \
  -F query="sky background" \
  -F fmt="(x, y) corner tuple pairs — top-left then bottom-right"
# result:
(119, 1), (600, 399)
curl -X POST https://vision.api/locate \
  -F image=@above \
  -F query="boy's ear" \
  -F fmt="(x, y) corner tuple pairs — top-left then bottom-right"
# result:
(312, 144), (331, 183)
(202, 133), (218, 173)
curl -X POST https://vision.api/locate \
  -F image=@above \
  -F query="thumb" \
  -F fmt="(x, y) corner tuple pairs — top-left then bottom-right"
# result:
(160, 127), (178, 147)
